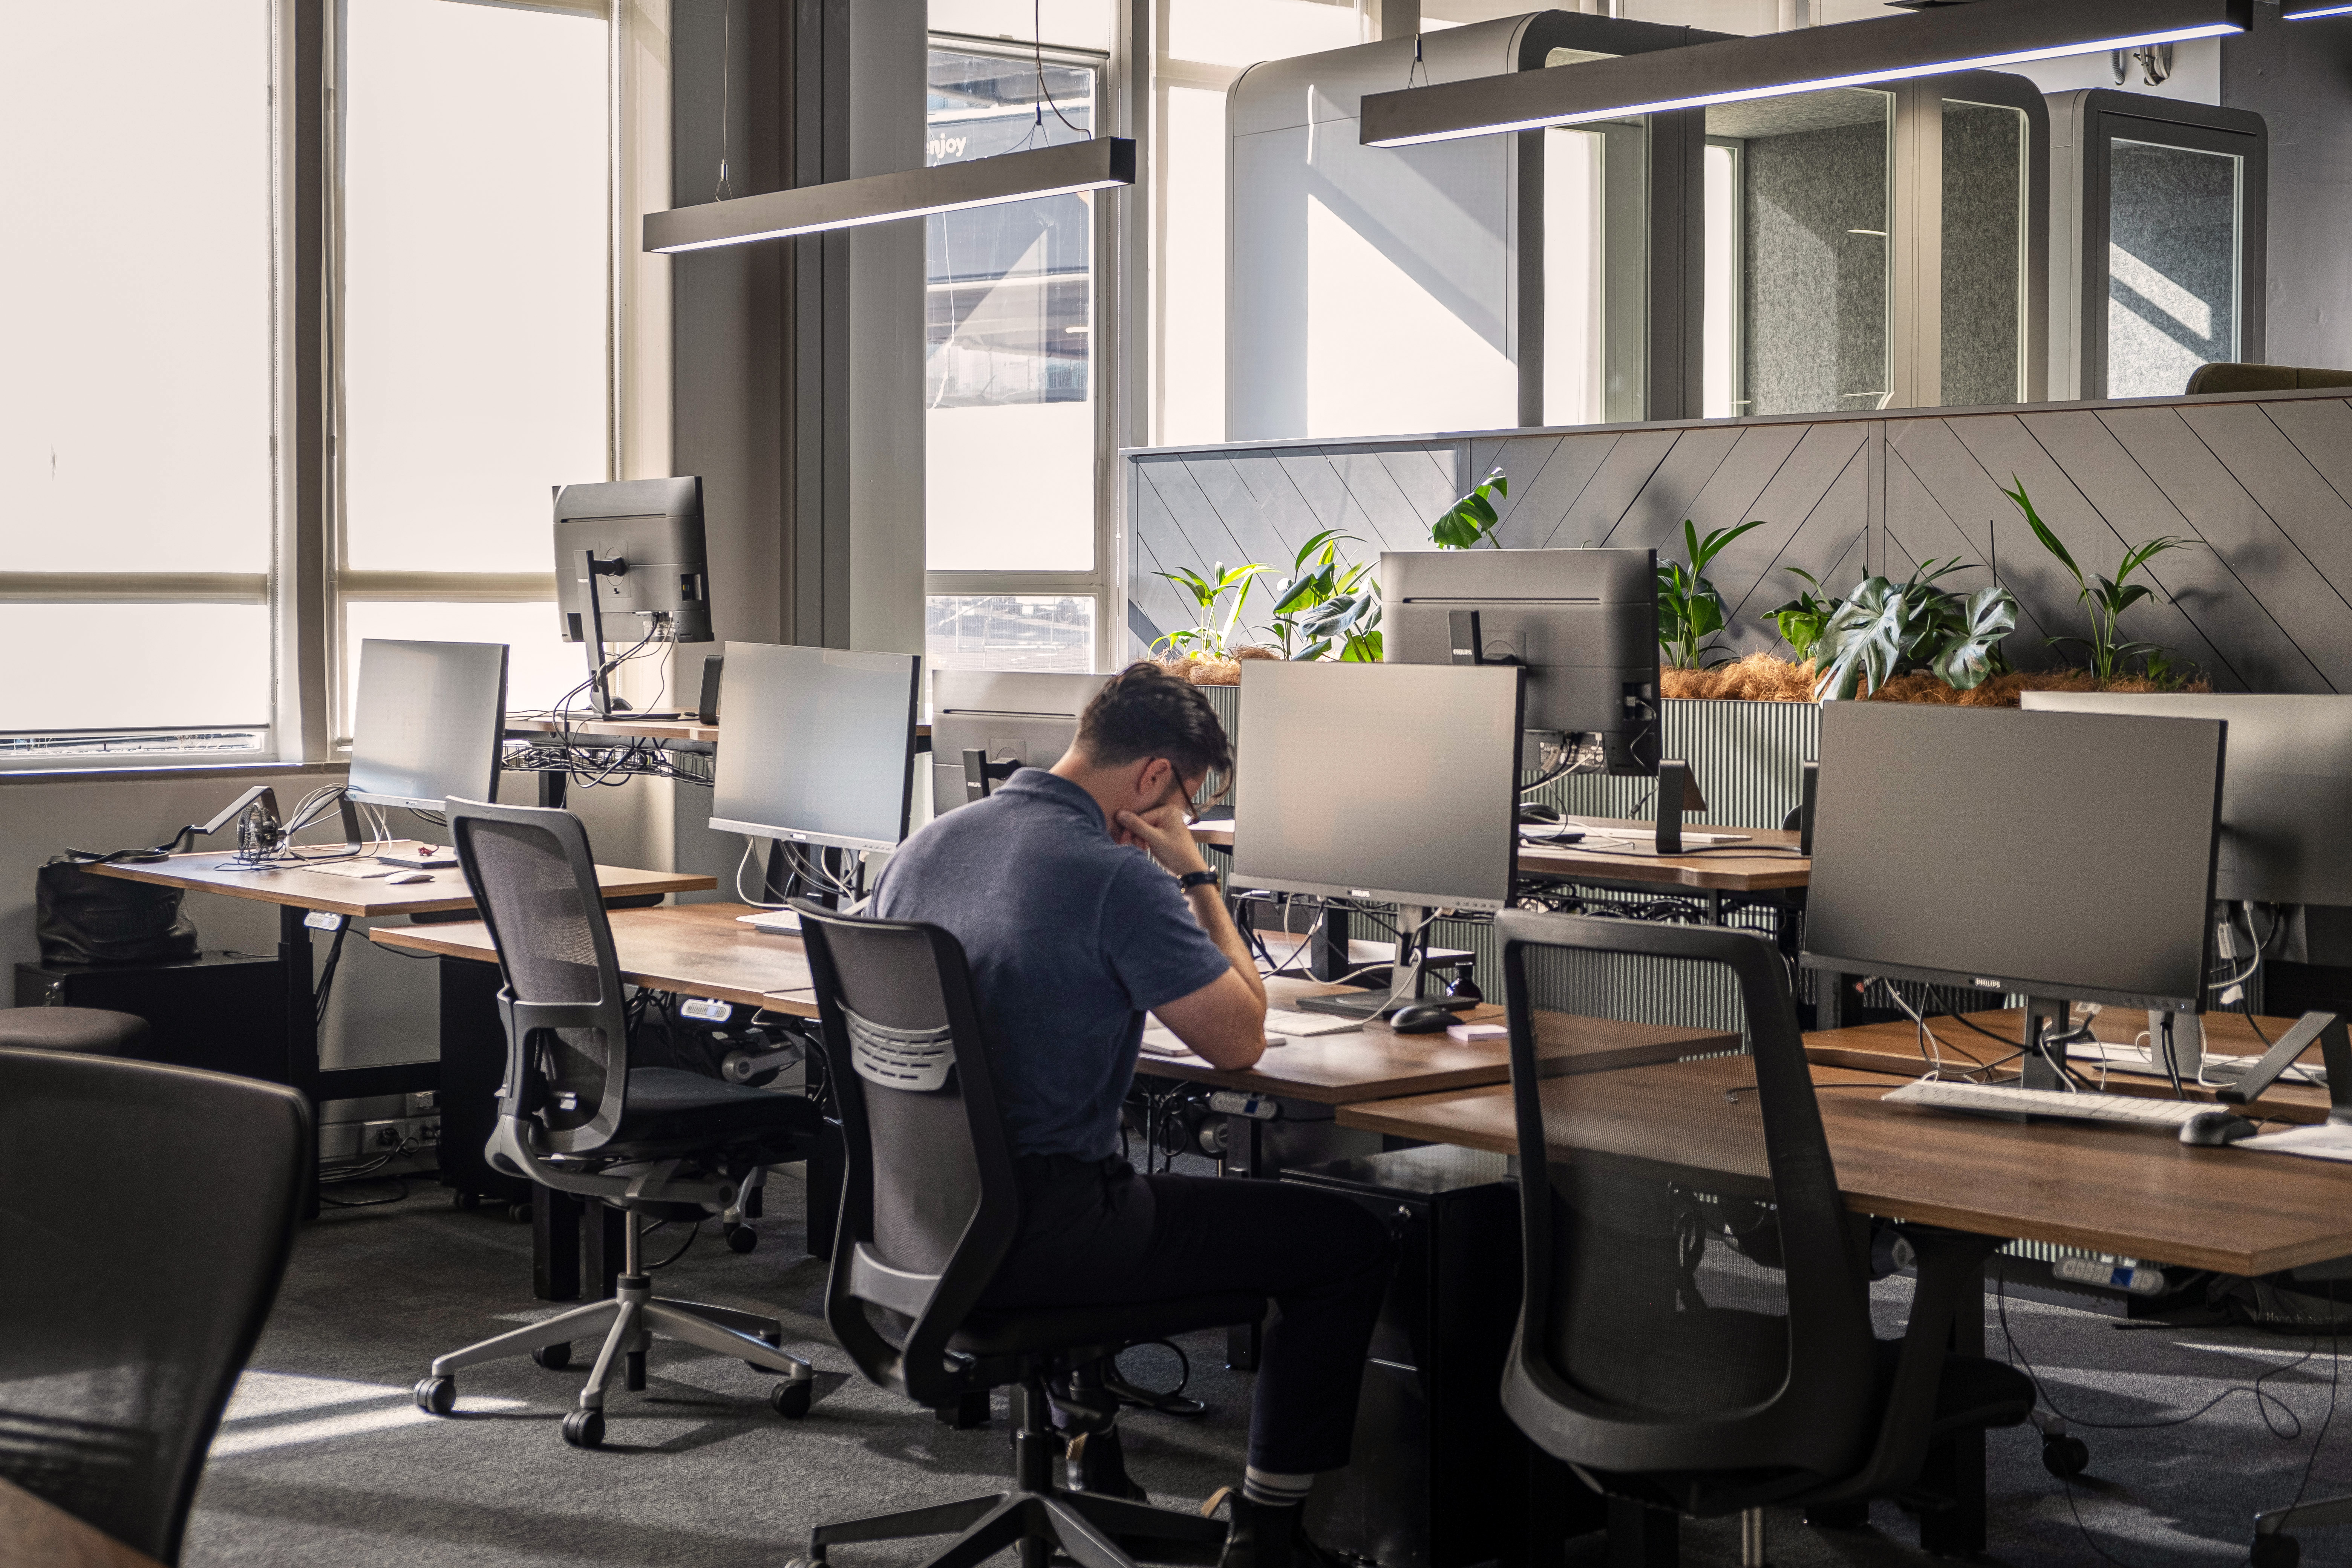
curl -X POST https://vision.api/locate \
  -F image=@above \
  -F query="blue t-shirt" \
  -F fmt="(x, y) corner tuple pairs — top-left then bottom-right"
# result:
(869, 769), (1233, 1159)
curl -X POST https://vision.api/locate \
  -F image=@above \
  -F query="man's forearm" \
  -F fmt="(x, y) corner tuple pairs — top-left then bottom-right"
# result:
(1187, 884), (1267, 1007)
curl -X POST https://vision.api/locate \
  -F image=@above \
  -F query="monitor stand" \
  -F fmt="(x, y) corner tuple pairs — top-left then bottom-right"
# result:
(2217, 1011), (2352, 1124)
(1295, 906), (1476, 1022)
(2021, 996), (2078, 1090)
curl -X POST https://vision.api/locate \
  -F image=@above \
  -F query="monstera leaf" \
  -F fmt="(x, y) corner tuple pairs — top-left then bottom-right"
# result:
(1930, 584), (2019, 690)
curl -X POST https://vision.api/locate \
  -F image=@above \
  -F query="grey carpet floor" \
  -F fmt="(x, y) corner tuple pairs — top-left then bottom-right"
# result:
(182, 1161), (2352, 1568)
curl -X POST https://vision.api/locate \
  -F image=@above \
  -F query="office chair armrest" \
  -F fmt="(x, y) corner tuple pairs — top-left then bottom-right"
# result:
(484, 1115), (736, 1210)
(1821, 1226), (2003, 1502)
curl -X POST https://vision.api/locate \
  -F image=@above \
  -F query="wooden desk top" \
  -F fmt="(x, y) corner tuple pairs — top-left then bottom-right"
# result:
(375, 907), (1735, 1102)
(1190, 816), (1810, 894)
(1804, 1009), (2336, 1125)
(89, 850), (714, 920)
(371, 902), (817, 1012)
(0, 1476), (165, 1568)
(1338, 1056), (2352, 1277)
(1132, 977), (1738, 1105)
(507, 717), (931, 745)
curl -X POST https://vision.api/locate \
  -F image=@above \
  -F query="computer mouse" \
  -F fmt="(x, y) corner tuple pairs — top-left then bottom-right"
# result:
(385, 871), (434, 885)
(2179, 1109), (2258, 1146)
(1389, 1004), (1456, 1035)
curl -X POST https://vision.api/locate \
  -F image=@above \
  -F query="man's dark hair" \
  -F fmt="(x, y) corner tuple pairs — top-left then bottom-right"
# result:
(1072, 662), (1233, 784)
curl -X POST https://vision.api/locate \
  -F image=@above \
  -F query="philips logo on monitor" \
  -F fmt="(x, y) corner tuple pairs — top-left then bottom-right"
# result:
(1972, 978), (2004, 989)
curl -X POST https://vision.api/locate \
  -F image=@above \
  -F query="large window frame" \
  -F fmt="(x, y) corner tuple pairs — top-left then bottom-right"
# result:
(923, 30), (1119, 676)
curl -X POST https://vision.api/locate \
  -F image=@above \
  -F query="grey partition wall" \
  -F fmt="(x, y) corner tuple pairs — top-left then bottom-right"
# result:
(2048, 90), (2268, 401)
(1226, 11), (1714, 440)
(1128, 384), (2352, 699)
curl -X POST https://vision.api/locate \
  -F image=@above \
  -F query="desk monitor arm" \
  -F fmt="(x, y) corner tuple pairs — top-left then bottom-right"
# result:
(1655, 761), (1708, 855)
(961, 748), (1021, 804)
(580, 550), (631, 720)
(2219, 1011), (2352, 1124)
(155, 785), (283, 858)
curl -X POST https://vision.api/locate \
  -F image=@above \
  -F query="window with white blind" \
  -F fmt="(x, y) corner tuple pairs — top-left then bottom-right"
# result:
(332, 0), (612, 729)
(0, 2), (283, 765)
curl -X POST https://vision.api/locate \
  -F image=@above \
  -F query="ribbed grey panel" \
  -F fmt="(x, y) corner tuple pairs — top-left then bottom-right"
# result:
(1543, 698), (1819, 830)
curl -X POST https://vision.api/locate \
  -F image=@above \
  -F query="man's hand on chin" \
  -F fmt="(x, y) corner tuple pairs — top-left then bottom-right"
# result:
(1114, 802), (1208, 879)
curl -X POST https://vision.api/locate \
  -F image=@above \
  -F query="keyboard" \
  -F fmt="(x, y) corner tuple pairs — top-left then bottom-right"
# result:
(1264, 1009), (1363, 1038)
(1883, 1079), (2208, 1128)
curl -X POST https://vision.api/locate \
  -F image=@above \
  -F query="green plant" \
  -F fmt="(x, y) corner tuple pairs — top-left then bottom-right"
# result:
(1153, 560), (1266, 659)
(1430, 467), (1510, 549)
(1768, 568), (1840, 663)
(1810, 558), (2018, 699)
(1658, 518), (1768, 669)
(1265, 530), (1383, 662)
(2003, 478), (2195, 683)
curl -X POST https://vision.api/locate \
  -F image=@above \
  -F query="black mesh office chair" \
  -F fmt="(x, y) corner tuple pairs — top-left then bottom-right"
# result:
(1494, 911), (2032, 1566)
(412, 798), (821, 1448)
(792, 901), (1260, 1568)
(0, 1049), (308, 1565)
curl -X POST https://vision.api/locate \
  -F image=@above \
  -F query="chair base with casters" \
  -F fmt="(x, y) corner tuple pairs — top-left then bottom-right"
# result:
(796, 1294), (1263, 1568)
(415, 1204), (815, 1447)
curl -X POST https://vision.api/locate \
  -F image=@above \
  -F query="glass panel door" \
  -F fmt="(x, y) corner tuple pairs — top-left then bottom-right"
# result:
(1940, 99), (2029, 408)
(1704, 88), (1894, 416)
(1544, 119), (1648, 426)
(2105, 138), (2242, 399)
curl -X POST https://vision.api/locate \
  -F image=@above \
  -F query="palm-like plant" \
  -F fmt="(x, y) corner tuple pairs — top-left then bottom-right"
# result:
(2002, 478), (2194, 683)
(1658, 519), (1768, 669)
(1153, 561), (1266, 659)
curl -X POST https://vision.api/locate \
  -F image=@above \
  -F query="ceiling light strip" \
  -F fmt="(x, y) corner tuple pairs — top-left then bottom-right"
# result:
(2285, 2), (2352, 17)
(643, 137), (1135, 254)
(1360, 0), (2250, 148)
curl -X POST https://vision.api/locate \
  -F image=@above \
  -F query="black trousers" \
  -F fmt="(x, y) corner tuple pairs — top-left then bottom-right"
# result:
(985, 1155), (1395, 1475)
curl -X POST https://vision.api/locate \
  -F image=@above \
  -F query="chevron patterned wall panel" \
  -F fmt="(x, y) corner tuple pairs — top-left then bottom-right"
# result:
(1127, 389), (2352, 692)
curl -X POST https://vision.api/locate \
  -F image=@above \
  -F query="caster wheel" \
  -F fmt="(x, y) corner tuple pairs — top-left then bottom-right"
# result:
(561, 1409), (606, 1449)
(770, 1379), (813, 1419)
(451, 1190), (481, 1211)
(2041, 1434), (2091, 1479)
(531, 1343), (573, 1371)
(414, 1377), (456, 1416)
(506, 1202), (533, 1223)
(2251, 1535), (2299, 1568)
(726, 1223), (758, 1254)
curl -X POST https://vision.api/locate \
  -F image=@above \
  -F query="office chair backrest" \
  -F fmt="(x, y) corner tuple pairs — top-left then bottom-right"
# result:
(1495, 910), (1877, 1494)
(447, 798), (632, 1155)
(0, 1049), (308, 1564)
(795, 902), (1020, 1408)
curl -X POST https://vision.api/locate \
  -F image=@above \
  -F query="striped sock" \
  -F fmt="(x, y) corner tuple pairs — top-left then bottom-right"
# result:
(1241, 1467), (1315, 1508)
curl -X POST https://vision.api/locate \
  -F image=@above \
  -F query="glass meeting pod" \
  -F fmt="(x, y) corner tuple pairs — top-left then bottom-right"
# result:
(1226, 12), (1723, 440)
(1700, 70), (2048, 418)
(2046, 91), (2267, 401)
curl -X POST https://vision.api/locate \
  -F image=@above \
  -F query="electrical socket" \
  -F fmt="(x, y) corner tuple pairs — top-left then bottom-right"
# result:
(364, 1120), (403, 1151)
(414, 1120), (441, 1147)
(406, 1090), (438, 1115)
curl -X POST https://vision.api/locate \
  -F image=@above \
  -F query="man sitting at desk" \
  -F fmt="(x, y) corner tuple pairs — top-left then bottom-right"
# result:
(871, 661), (1393, 1568)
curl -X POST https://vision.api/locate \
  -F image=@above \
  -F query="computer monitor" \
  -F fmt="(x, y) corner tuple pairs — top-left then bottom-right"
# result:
(553, 476), (710, 717)
(1801, 702), (2223, 1015)
(1230, 660), (1525, 913)
(1380, 547), (1659, 775)
(2021, 692), (2352, 906)
(929, 670), (1110, 815)
(708, 642), (922, 854)
(346, 639), (510, 813)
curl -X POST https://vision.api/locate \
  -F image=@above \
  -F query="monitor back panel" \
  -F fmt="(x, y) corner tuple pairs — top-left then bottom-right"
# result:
(2022, 691), (2352, 905)
(1380, 548), (1658, 765)
(347, 639), (510, 812)
(928, 671), (1109, 814)
(1229, 660), (1524, 913)
(553, 476), (709, 639)
(1802, 703), (2222, 1012)
(709, 642), (919, 853)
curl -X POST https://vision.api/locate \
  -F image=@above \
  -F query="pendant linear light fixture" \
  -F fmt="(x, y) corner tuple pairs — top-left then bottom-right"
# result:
(1358, 0), (2250, 149)
(643, 137), (1134, 255)
(2286, 3), (2352, 18)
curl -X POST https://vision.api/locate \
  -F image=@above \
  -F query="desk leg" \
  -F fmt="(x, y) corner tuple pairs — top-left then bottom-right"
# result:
(807, 1116), (844, 1261)
(1517, 1449), (1609, 1568)
(1705, 890), (1724, 925)
(1918, 1262), (1989, 1557)
(280, 906), (321, 1219)
(539, 770), (567, 811)
(581, 1202), (626, 1300)
(1222, 1112), (1267, 1371)
(1606, 1498), (1677, 1568)
(534, 1192), (584, 1302)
